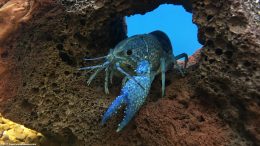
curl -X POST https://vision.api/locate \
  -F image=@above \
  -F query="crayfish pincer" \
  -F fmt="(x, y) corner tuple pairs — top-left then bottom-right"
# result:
(101, 60), (154, 132)
(79, 30), (188, 97)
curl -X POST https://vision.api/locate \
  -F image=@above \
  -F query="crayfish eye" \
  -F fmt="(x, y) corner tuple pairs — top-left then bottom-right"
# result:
(126, 50), (132, 56)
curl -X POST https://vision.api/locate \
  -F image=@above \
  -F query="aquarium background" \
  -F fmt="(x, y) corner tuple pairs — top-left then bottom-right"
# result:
(126, 4), (202, 56)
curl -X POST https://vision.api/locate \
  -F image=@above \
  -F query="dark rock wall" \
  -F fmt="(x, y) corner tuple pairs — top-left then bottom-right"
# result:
(0, 0), (259, 145)
(193, 0), (260, 143)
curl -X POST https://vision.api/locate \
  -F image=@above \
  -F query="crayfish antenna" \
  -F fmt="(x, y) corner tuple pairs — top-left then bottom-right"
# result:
(79, 60), (110, 71)
(79, 61), (110, 86)
(79, 64), (104, 70)
(83, 56), (107, 61)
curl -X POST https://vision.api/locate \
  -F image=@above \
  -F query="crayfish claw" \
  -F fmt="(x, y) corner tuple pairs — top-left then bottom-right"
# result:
(117, 107), (136, 132)
(102, 60), (153, 131)
(101, 93), (126, 125)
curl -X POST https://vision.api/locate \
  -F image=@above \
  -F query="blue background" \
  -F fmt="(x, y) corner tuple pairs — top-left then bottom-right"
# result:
(126, 4), (202, 56)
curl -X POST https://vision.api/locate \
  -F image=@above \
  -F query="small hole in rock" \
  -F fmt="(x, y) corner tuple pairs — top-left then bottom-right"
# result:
(178, 100), (189, 108)
(209, 59), (215, 64)
(200, 75), (205, 79)
(21, 99), (34, 111)
(64, 71), (70, 75)
(204, 56), (208, 61)
(189, 125), (196, 131)
(45, 99), (51, 104)
(40, 81), (45, 85)
(54, 114), (59, 118)
(205, 27), (215, 34)
(49, 72), (56, 79)
(31, 111), (38, 119)
(52, 83), (58, 88)
(197, 115), (205, 122)
(80, 19), (86, 26)
(215, 48), (223, 55)
(1, 51), (8, 58)
(227, 60), (233, 64)
(205, 40), (214, 48)
(74, 72), (81, 77)
(56, 44), (63, 50)
(59, 35), (67, 43)
(44, 33), (53, 41)
(54, 89), (61, 94)
(56, 62), (60, 67)
(31, 87), (39, 94)
(243, 61), (251, 67)
(68, 50), (74, 56)
(59, 51), (76, 66)
(41, 88), (47, 93)
(18, 56), (21, 61)
(225, 51), (233, 58)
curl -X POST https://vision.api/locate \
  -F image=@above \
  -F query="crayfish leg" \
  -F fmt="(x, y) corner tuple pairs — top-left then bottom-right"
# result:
(87, 68), (102, 85)
(172, 53), (189, 76)
(160, 58), (166, 97)
(110, 69), (114, 84)
(105, 67), (110, 94)
(175, 53), (188, 68)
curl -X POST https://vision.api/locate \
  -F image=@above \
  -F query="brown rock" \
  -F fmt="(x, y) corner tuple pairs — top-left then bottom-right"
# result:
(0, 0), (259, 145)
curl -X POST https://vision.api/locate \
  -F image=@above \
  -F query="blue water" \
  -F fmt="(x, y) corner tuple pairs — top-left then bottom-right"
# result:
(126, 4), (202, 56)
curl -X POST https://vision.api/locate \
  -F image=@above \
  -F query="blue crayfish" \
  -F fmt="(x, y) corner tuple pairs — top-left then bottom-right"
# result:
(80, 30), (188, 131)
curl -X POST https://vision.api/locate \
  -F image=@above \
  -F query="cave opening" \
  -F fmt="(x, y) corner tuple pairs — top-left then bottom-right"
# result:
(126, 4), (202, 57)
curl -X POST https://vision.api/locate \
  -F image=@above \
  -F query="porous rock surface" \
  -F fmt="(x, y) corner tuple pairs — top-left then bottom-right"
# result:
(0, 0), (259, 145)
